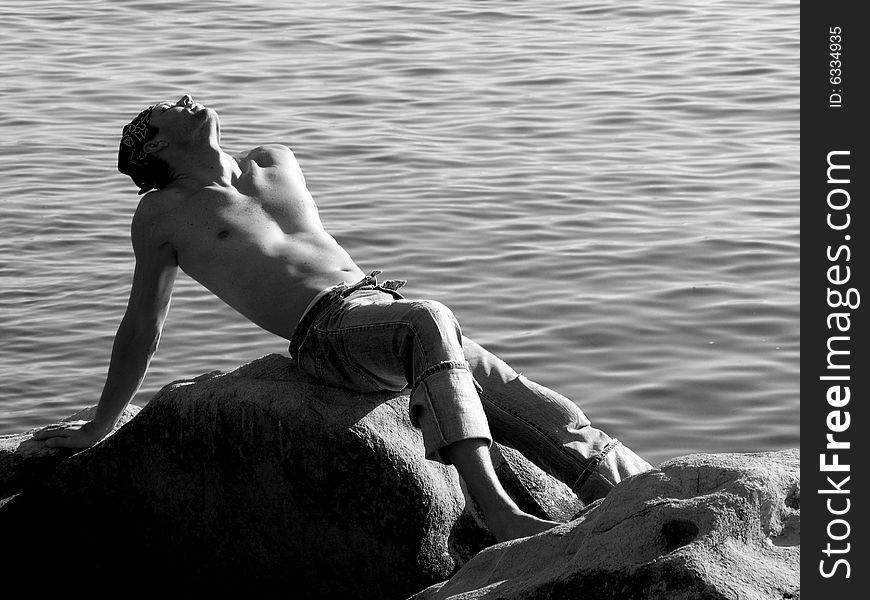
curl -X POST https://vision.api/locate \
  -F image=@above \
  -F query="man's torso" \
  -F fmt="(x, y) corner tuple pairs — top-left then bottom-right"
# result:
(137, 145), (365, 340)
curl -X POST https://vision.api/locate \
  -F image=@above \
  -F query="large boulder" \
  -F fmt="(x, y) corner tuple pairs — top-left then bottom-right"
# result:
(0, 404), (141, 500)
(412, 449), (800, 600)
(0, 354), (581, 597)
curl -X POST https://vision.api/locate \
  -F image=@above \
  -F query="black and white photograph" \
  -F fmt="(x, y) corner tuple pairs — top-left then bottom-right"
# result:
(0, 0), (835, 597)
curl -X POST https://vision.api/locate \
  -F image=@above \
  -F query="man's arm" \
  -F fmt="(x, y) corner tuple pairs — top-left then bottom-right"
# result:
(34, 203), (178, 448)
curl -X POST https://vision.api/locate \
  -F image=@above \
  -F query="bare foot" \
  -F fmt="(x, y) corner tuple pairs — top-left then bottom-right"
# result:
(486, 509), (561, 542)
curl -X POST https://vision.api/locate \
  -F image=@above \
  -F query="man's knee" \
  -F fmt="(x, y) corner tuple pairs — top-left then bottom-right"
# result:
(407, 299), (461, 337)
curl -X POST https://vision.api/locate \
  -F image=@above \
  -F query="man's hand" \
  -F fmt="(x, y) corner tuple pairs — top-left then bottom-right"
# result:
(32, 419), (109, 449)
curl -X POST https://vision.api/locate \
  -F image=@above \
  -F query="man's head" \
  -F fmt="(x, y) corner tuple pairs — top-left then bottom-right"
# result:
(118, 94), (214, 194)
(118, 104), (164, 194)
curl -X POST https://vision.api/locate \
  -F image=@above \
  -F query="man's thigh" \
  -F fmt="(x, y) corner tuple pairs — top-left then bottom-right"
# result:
(307, 292), (421, 392)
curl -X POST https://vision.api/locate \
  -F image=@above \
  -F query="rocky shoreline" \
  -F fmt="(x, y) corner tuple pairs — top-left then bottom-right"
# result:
(0, 354), (799, 598)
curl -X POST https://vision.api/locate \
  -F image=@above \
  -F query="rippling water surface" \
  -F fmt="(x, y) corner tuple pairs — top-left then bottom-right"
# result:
(0, 0), (799, 465)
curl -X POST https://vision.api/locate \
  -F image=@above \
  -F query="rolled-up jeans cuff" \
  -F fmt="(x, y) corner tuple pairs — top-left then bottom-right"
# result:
(409, 365), (492, 464)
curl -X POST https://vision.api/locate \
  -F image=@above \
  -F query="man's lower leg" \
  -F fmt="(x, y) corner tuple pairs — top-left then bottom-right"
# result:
(443, 438), (560, 542)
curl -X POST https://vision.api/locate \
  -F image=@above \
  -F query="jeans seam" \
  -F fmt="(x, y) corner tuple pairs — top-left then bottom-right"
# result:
(407, 320), (431, 369)
(580, 438), (622, 479)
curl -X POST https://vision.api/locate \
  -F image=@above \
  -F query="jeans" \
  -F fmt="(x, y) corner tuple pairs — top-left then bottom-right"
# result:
(290, 272), (653, 504)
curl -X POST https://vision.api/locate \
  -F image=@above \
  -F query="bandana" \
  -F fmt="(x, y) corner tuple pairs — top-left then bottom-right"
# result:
(117, 105), (158, 194)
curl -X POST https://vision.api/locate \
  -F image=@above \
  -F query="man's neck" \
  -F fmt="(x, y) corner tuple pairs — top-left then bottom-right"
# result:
(171, 142), (242, 191)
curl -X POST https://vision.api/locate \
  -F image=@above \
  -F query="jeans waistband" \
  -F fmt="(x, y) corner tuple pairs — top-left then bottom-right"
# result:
(288, 270), (406, 359)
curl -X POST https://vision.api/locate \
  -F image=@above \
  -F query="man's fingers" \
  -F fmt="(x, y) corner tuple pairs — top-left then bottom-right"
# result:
(32, 428), (64, 440)
(32, 421), (86, 440)
(45, 435), (87, 449)
(33, 431), (70, 443)
(33, 425), (66, 438)
(44, 437), (65, 448)
(31, 420), (100, 449)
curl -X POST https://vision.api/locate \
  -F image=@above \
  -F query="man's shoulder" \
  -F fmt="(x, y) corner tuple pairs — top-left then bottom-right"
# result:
(130, 187), (183, 238)
(238, 144), (299, 168)
(136, 186), (184, 216)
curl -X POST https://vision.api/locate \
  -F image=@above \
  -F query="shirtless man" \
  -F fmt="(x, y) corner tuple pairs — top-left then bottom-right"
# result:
(35, 95), (652, 541)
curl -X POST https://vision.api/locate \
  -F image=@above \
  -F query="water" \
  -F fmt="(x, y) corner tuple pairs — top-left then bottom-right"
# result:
(0, 0), (799, 466)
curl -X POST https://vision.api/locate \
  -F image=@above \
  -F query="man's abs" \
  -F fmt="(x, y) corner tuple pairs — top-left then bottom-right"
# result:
(179, 228), (365, 340)
(162, 170), (366, 339)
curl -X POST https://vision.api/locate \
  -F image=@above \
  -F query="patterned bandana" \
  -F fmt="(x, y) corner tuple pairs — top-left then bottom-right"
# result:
(117, 105), (158, 194)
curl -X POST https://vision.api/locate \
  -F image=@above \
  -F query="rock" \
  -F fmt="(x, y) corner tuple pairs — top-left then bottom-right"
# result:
(0, 404), (141, 499)
(0, 354), (581, 598)
(411, 449), (800, 600)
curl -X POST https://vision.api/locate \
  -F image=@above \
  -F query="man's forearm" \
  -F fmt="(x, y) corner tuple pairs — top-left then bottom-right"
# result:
(92, 318), (158, 434)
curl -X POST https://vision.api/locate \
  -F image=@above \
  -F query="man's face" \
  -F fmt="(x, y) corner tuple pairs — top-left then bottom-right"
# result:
(148, 94), (217, 146)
